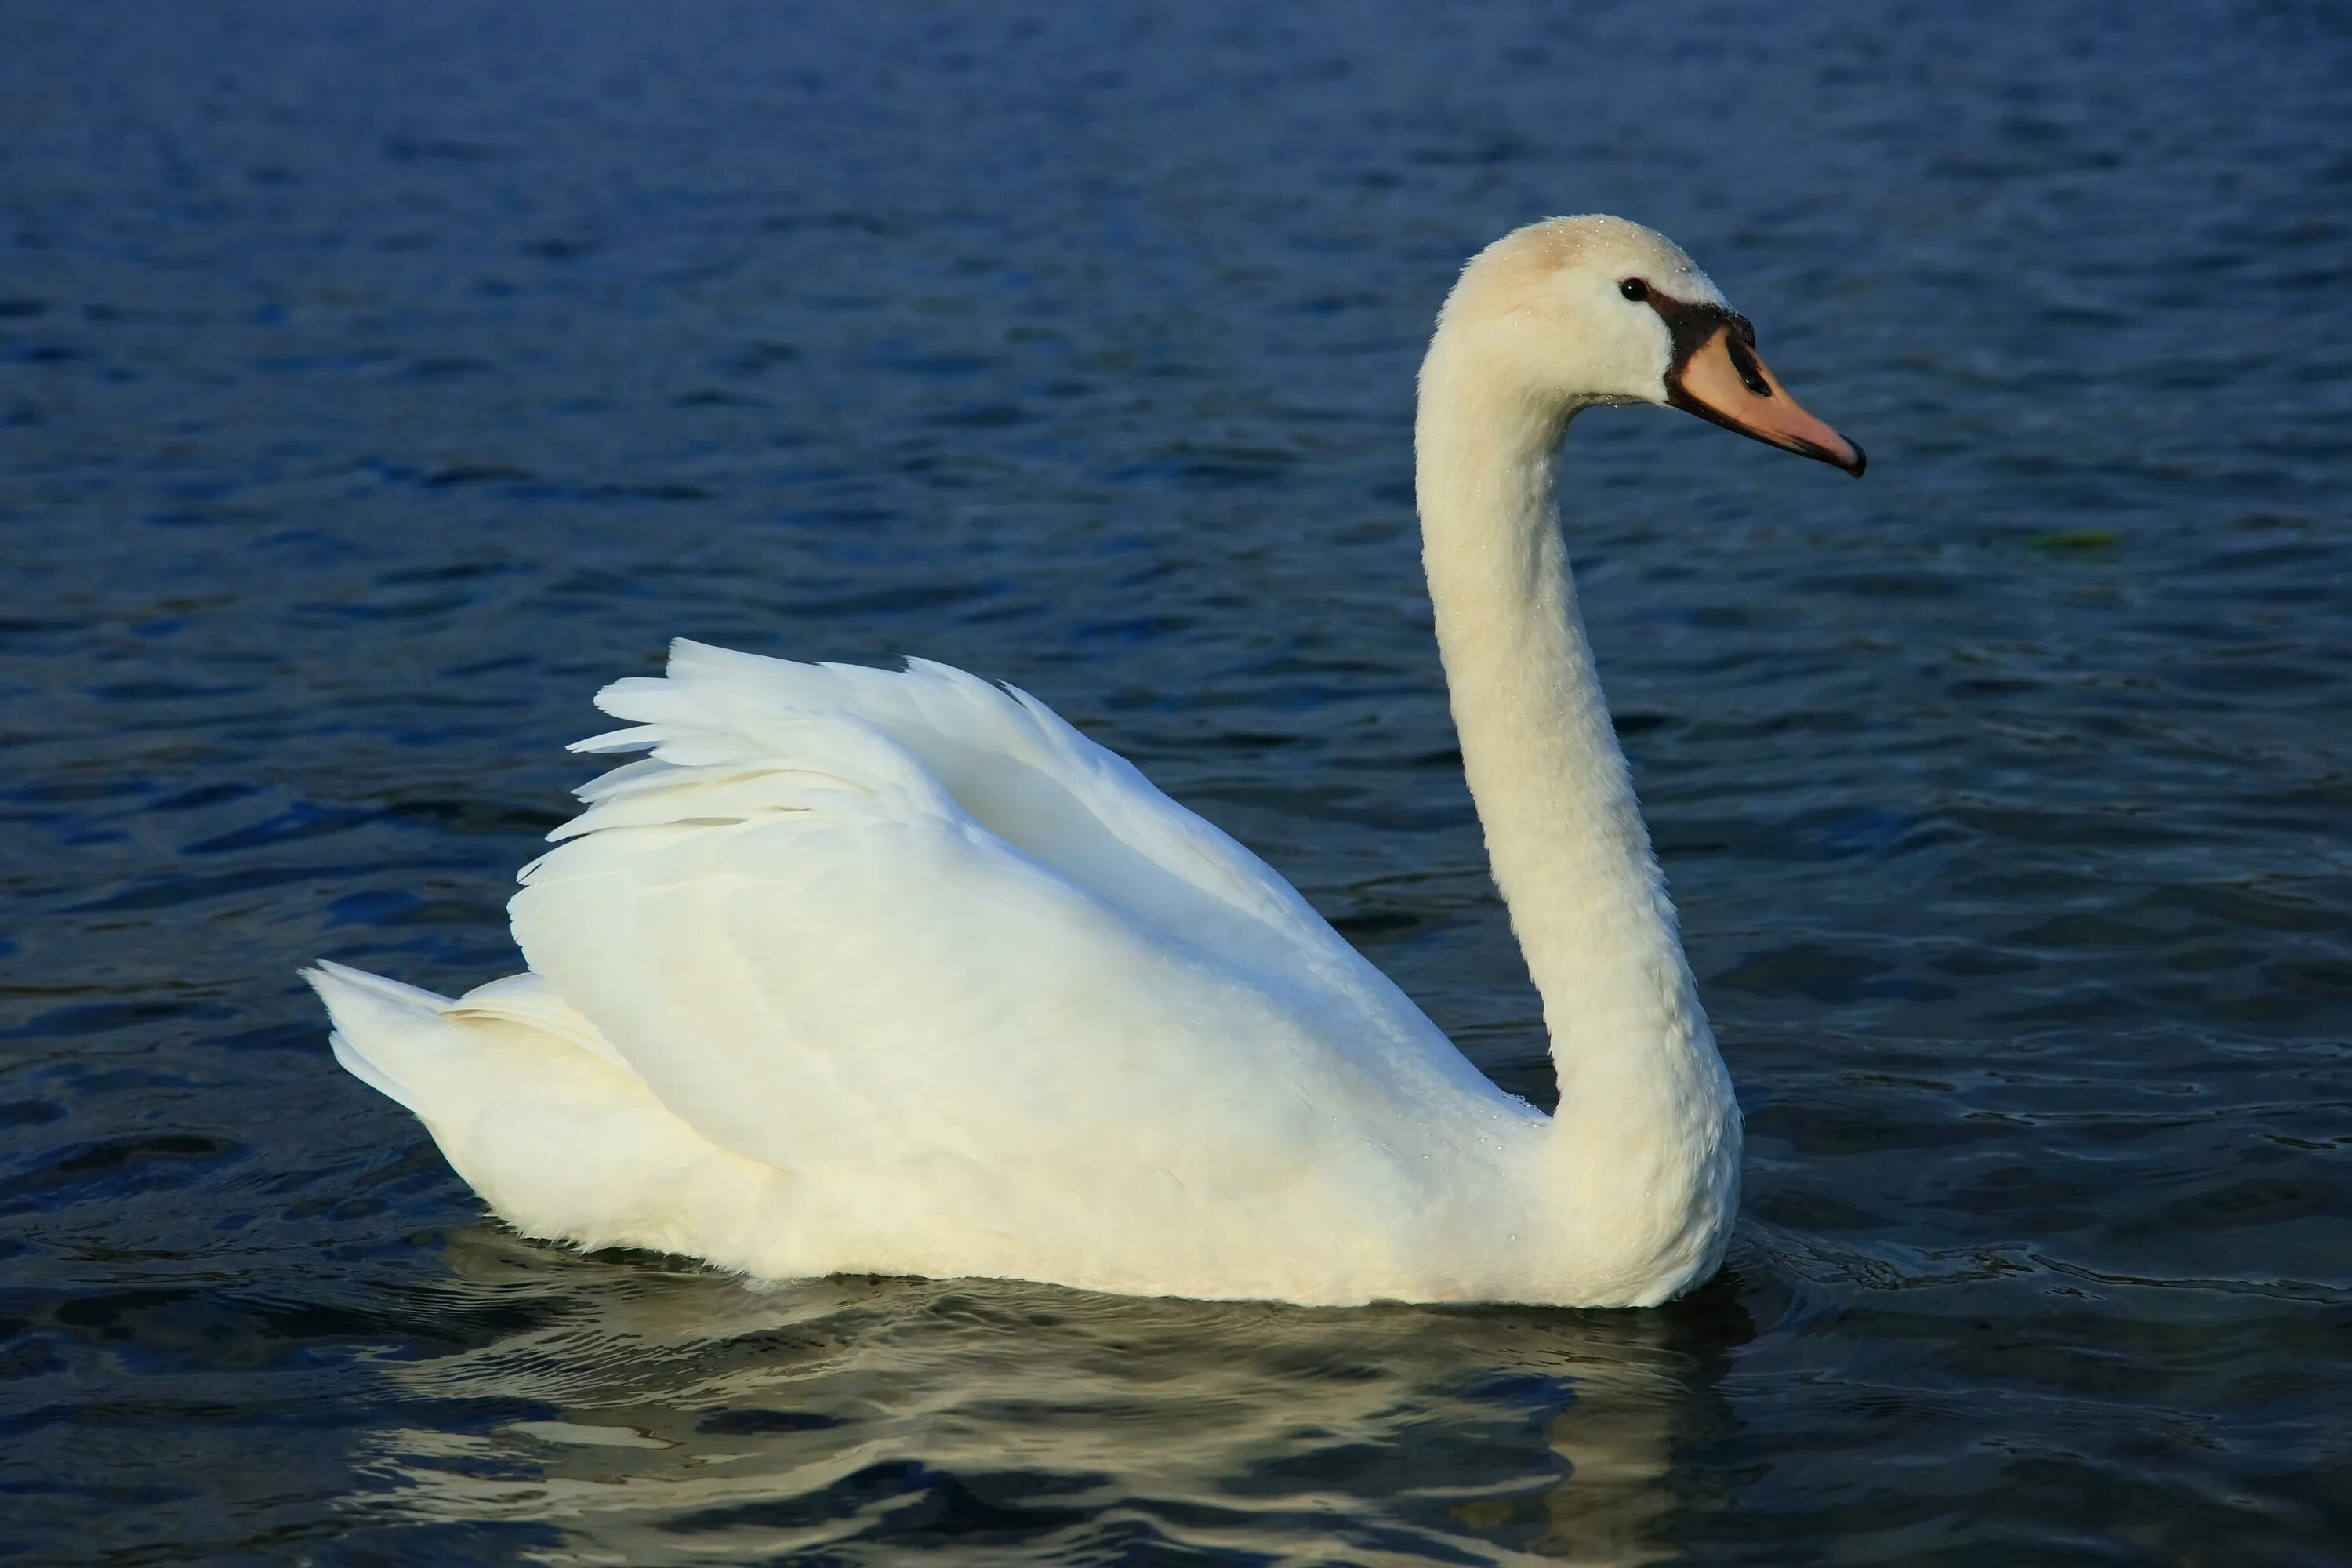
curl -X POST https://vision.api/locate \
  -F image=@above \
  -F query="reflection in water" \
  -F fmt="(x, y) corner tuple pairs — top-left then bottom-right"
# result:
(358, 1228), (1741, 1563)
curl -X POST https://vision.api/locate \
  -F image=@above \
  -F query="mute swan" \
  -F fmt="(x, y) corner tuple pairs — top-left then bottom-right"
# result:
(310, 216), (1863, 1308)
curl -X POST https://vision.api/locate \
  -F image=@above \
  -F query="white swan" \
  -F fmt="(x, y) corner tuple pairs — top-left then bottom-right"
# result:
(310, 216), (1862, 1308)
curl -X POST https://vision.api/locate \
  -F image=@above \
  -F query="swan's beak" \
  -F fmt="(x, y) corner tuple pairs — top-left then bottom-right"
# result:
(1668, 325), (1866, 477)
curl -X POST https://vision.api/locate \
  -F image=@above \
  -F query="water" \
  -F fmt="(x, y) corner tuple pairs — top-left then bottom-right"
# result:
(3, 1), (2348, 1560)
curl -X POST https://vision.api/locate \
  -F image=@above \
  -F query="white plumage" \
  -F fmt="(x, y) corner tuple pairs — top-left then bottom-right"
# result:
(314, 216), (1862, 1306)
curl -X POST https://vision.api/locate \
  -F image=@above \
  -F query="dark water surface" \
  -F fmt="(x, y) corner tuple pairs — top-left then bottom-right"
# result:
(5, 2), (2350, 1562)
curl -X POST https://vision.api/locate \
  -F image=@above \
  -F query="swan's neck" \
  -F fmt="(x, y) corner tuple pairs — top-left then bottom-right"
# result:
(1415, 337), (1735, 1228)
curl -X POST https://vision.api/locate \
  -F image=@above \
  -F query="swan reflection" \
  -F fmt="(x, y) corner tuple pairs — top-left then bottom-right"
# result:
(355, 1229), (1744, 1563)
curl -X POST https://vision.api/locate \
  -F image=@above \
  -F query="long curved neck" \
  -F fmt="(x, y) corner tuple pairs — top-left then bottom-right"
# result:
(1414, 338), (1722, 1143)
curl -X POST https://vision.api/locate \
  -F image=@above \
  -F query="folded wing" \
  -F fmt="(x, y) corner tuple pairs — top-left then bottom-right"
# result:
(507, 642), (1526, 1267)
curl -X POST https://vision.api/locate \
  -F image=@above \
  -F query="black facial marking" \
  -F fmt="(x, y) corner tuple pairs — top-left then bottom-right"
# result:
(1643, 291), (1757, 379)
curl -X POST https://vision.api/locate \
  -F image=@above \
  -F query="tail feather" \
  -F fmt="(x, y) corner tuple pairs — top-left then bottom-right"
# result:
(305, 960), (459, 1117)
(305, 958), (789, 1274)
(327, 1029), (422, 1115)
(305, 957), (454, 1015)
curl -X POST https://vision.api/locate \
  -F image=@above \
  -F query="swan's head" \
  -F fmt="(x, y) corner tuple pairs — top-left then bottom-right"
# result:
(1433, 215), (1864, 476)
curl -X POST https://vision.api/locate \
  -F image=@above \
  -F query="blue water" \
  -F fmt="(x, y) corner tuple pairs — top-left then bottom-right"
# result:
(4, 2), (2350, 1562)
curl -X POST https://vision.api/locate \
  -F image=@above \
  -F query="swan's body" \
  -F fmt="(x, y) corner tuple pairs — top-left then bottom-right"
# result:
(312, 217), (1861, 1308)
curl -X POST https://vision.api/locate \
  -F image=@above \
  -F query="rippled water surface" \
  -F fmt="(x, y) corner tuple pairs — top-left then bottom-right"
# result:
(5, 2), (2350, 1562)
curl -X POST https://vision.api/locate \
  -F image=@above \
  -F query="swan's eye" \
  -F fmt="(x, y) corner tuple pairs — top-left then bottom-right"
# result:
(1618, 278), (1649, 302)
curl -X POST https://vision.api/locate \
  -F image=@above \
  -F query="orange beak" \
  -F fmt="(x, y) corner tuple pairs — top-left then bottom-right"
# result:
(1668, 325), (1865, 477)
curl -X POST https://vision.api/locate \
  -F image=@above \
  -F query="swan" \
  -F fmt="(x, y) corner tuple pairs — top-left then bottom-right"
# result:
(310, 216), (1863, 1308)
